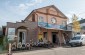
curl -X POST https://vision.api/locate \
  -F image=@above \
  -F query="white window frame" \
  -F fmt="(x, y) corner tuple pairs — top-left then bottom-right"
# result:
(51, 17), (56, 24)
(38, 16), (44, 22)
(62, 21), (67, 26)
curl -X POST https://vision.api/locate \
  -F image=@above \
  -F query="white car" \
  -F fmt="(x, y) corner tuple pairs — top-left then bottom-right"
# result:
(69, 34), (85, 47)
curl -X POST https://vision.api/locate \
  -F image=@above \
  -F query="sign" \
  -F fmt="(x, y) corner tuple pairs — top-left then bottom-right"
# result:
(38, 22), (65, 30)
(38, 33), (43, 40)
(8, 28), (15, 41)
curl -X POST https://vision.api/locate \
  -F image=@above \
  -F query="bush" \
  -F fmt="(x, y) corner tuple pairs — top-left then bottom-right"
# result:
(3, 36), (9, 50)
(0, 35), (4, 45)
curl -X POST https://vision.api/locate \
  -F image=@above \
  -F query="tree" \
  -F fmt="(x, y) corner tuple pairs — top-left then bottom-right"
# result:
(72, 14), (81, 33)
(3, 36), (8, 50)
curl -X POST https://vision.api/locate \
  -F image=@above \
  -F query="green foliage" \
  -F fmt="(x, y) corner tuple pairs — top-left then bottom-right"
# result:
(0, 35), (4, 45)
(72, 14), (81, 32)
(3, 36), (8, 50)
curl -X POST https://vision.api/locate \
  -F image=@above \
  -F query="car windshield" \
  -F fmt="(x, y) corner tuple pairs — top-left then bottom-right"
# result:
(71, 36), (81, 40)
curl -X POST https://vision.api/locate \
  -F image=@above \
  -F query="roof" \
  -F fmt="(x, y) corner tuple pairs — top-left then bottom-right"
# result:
(68, 19), (85, 25)
(79, 19), (85, 24)
(24, 5), (68, 21)
(36, 5), (68, 18)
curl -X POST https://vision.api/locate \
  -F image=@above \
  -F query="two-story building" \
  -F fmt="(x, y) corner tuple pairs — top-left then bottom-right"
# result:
(6, 5), (72, 46)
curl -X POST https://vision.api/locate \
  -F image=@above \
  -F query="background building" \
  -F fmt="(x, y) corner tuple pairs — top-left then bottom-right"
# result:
(0, 27), (2, 36)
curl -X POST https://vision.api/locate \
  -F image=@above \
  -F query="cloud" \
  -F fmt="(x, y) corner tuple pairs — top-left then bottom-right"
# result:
(26, 3), (35, 6)
(18, 4), (28, 11)
(0, 0), (48, 27)
(35, 0), (46, 3)
(65, 11), (78, 23)
(65, 11), (85, 23)
(18, 0), (46, 11)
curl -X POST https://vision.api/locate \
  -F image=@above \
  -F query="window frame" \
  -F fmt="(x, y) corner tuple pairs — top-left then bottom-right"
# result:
(38, 16), (44, 22)
(51, 17), (57, 24)
(62, 21), (67, 26)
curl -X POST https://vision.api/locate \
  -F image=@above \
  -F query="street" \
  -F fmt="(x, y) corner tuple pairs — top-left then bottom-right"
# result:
(1, 46), (85, 55)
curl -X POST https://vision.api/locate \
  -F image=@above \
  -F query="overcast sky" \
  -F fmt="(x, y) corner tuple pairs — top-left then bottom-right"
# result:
(0, 0), (85, 27)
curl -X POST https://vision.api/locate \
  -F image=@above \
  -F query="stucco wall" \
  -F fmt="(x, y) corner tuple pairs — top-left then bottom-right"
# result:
(6, 21), (38, 43)
(38, 28), (65, 43)
(27, 7), (67, 26)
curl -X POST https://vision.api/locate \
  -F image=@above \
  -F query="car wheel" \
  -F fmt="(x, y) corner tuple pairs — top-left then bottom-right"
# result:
(80, 42), (82, 46)
(70, 44), (74, 47)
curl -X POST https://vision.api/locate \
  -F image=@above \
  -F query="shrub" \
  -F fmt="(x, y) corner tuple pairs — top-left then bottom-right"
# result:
(0, 35), (4, 45)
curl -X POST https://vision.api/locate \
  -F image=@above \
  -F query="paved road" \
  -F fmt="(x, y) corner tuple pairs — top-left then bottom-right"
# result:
(1, 46), (85, 55)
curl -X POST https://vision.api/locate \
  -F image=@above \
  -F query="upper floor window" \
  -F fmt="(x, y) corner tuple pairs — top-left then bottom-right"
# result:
(62, 21), (67, 26)
(38, 16), (44, 22)
(32, 14), (35, 22)
(51, 18), (56, 24)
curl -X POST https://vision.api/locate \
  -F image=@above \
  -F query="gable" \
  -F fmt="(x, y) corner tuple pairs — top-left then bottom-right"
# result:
(35, 5), (68, 19)
(24, 5), (68, 21)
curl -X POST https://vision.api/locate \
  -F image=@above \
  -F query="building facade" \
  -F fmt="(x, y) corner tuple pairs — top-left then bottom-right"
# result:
(79, 19), (85, 34)
(6, 5), (72, 45)
(0, 27), (2, 36)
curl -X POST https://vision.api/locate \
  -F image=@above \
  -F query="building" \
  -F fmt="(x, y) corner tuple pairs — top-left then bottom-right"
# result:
(79, 19), (85, 34)
(69, 18), (85, 36)
(6, 5), (72, 46)
(2, 26), (6, 36)
(0, 27), (2, 36)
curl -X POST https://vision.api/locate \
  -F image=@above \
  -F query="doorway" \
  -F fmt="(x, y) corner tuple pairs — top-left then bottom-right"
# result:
(52, 32), (59, 44)
(19, 31), (26, 44)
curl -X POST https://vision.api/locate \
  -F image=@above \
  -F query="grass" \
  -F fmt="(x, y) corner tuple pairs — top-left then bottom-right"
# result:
(0, 45), (8, 54)
(0, 50), (7, 54)
(0, 36), (8, 54)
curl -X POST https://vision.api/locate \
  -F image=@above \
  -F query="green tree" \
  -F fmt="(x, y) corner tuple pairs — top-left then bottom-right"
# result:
(72, 14), (81, 32)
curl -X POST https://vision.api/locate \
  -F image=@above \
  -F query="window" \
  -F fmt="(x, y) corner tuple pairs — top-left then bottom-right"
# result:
(32, 14), (35, 22)
(71, 36), (81, 40)
(38, 16), (44, 22)
(43, 32), (47, 39)
(62, 21), (67, 26)
(51, 18), (56, 24)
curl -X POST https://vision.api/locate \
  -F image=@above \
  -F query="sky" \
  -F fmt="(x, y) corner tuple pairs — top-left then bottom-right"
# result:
(0, 0), (85, 27)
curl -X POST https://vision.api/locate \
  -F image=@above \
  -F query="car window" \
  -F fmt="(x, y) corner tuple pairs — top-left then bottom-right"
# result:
(71, 36), (81, 40)
(81, 38), (83, 40)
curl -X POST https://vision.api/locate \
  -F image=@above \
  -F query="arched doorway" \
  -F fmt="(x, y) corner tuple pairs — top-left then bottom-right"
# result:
(16, 26), (28, 44)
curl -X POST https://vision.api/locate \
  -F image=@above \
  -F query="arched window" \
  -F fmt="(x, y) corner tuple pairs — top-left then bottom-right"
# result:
(51, 18), (56, 24)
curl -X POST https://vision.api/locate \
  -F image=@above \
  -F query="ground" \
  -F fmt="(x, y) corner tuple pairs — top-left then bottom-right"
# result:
(1, 46), (85, 55)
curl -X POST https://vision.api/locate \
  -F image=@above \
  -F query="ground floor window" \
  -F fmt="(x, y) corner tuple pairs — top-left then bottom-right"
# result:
(43, 32), (47, 39)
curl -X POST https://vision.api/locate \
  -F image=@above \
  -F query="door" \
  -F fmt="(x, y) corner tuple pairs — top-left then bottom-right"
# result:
(19, 31), (26, 44)
(52, 32), (57, 43)
(52, 34), (56, 43)
(82, 36), (85, 45)
(52, 32), (59, 45)
(22, 32), (25, 44)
